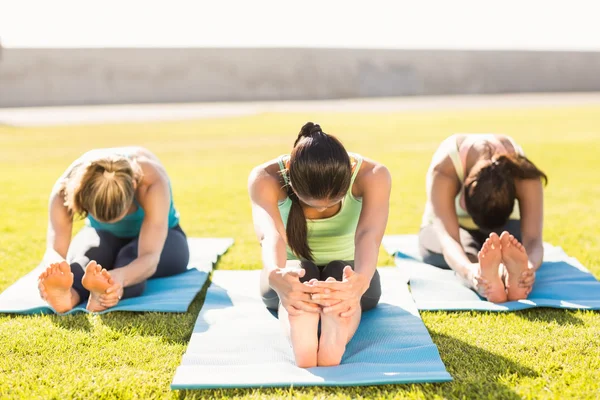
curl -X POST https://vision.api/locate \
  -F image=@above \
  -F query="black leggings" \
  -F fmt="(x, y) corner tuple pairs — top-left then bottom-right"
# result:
(418, 220), (522, 269)
(67, 225), (190, 301)
(261, 260), (382, 312)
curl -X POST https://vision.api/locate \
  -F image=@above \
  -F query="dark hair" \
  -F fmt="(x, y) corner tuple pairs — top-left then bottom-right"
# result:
(464, 154), (548, 230)
(285, 122), (352, 261)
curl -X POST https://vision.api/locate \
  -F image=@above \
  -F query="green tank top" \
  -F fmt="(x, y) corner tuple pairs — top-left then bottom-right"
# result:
(277, 152), (363, 265)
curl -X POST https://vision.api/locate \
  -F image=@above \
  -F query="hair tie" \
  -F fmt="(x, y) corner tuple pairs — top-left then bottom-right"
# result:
(103, 170), (116, 179)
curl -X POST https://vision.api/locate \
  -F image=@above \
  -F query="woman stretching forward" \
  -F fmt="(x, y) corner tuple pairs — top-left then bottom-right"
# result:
(420, 134), (547, 302)
(38, 147), (189, 312)
(249, 122), (391, 367)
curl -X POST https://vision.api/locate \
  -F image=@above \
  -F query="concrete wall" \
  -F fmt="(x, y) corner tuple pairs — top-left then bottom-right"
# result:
(1, 48), (600, 107)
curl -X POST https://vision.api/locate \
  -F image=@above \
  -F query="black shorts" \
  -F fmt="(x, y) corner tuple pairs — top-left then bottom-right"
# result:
(418, 220), (522, 269)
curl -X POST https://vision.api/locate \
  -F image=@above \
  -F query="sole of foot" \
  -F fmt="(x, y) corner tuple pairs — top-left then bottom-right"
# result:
(38, 261), (74, 313)
(478, 233), (508, 303)
(81, 260), (113, 312)
(500, 231), (530, 301)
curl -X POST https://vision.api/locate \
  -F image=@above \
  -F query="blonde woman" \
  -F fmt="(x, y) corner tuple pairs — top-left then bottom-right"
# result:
(37, 147), (189, 313)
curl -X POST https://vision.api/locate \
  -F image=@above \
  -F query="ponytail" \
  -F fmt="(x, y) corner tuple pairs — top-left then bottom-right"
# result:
(285, 122), (351, 261)
(65, 156), (140, 221)
(493, 154), (548, 185)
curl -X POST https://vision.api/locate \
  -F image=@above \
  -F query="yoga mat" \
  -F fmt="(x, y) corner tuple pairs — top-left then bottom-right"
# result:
(171, 267), (452, 389)
(383, 234), (600, 311)
(0, 237), (234, 315)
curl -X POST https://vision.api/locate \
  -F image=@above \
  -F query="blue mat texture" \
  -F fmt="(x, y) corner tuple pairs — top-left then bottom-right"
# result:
(382, 235), (600, 311)
(0, 238), (233, 315)
(171, 267), (452, 389)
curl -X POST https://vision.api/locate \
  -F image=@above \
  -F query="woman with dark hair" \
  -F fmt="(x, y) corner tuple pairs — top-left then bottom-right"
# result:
(419, 134), (547, 303)
(248, 122), (391, 368)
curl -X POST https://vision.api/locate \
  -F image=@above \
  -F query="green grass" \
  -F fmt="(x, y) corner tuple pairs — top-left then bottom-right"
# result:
(1, 107), (599, 399)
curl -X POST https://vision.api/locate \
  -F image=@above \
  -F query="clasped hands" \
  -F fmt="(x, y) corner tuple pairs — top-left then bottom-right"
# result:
(274, 265), (369, 318)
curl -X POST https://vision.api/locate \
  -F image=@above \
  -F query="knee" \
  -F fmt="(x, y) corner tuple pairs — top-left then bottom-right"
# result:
(360, 296), (380, 312)
(321, 260), (348, 281)
(261, 293), (279, 311)
(299, 261), (319, 282)
(123, 281), (146, 298)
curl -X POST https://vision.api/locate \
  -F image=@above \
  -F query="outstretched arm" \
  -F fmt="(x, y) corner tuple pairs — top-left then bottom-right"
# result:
(517, 178), (544, 271)
(45, 175), (74, 263)
(353, 164), (392, 281)
(430, 170), (475, 274)
(109, 176), (170, 289)
(248, 165), (321, 315)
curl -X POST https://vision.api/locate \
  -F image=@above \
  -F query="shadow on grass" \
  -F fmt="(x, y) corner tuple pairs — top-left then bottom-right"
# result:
(515, 308), (585, 326)
(173, 331), (538, 400)
(2, 311), (93, 332)
(49, 313), (93, 332)
(97, 275), (213, 346)
(424, 331), (539, 399)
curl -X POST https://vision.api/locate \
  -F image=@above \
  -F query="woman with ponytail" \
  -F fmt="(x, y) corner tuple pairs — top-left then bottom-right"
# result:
(38, 147), (189, 313)
(420, 134), (547, 303)
(249, 122), (391, 367)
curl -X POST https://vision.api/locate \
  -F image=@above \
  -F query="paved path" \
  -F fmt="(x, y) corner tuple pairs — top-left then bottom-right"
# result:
(1, 93), (600, 127)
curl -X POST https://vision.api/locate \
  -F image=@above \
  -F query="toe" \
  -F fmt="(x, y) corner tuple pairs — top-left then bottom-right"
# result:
(325, 277), (337, 282)
(58, 261), (70, 273)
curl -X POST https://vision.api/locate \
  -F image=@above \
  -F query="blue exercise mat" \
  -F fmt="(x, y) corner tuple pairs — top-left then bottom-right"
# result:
(171, 268), (452, 389)
(383, 234), (600, 311)
(0, 237), (233, 315)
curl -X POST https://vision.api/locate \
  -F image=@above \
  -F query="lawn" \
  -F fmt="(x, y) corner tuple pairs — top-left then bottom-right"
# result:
(1, 106), (599, 399)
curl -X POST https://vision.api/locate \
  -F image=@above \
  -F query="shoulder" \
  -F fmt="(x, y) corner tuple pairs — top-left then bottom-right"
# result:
(429, 135), (462, 180)
(353, 157), (391, 196)
(248, 157), (286, 200)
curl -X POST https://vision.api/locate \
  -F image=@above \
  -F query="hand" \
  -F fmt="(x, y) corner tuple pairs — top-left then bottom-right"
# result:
(472, 273), (492, 298)
(465, 263), (492, 298)
(519, 268), (536, 295)
(271, 267), (323, 316)
(312, 266), (369, 318)
(98, 275), (124, 308)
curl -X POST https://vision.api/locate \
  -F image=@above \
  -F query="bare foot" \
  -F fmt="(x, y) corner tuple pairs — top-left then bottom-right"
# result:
(317, 277), (356, 367)
(500, 231), (530, 301)
(37, 261), (75, 313)
(81, 261), (113, 312)
(281, 301), (319, 368)
(477, 233), (508, 303)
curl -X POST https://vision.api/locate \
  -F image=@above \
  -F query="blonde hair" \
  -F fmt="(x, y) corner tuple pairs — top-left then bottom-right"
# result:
(63, 156), (142, 222)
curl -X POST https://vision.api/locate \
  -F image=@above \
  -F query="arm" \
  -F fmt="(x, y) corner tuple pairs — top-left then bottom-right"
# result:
(248, 166), (320, 314)
(353, 163), (392, 286)
(109, 178), (170, 288)
(249, 167), (289, 280)
(516, 178), (544, 271)
(429, 170), (477, 278)
(45, 189), (73, 263)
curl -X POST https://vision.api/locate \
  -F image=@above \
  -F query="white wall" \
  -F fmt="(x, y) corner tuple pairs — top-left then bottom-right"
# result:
(1, 48), (600, 107)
